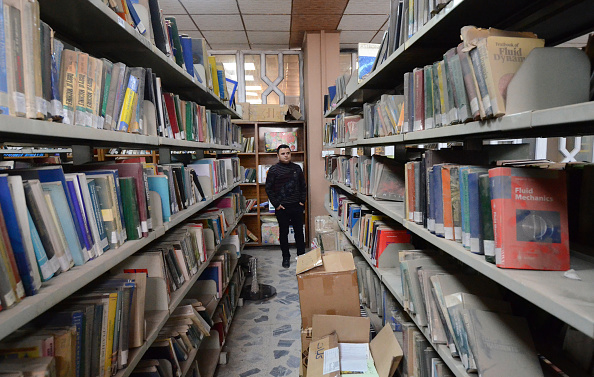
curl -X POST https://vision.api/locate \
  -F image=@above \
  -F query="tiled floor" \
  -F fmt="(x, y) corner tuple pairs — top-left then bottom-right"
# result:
(215, 247), (302, 377)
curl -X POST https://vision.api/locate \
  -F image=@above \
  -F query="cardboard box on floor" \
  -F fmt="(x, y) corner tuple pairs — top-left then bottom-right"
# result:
(296, 250), (361, 329)
(305, 315), (403, 377)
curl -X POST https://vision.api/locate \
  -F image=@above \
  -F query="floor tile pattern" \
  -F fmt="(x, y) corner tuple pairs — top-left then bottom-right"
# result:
(215, 247), (301, 377)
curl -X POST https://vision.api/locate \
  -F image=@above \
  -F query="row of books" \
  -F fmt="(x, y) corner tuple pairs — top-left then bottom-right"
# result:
(0, 156), (242, 313)
(325, 155), (406, 202)
(330, 187), (412, 268)
(400, 27), (544, 133)
(353, 257), (454, 377)
(404, 154), (573, 271)
(240, 136), (255, 153)
(399, 250), (547, 376)
(240, 167), (257, 183)
(0, 193), (245, 376)
(0, 6), (239, 145)
(0, 271), (148, 377)
(103, 0), (234, 105)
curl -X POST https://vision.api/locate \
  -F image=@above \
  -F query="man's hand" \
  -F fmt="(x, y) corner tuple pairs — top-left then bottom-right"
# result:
(278, 204), (285, 210)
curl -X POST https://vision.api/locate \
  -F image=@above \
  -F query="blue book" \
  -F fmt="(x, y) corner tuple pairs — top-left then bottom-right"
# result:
(198, 266), (220, 294)
(217, 69), (225, 100)
(147, 175), (171, 222)
(432, 166), (444, 237)
(0, 175), (36, 296)
(328, 85), (337, 104)
(66, 180), (94, 255)
(468, 172), (482, 254)
(180, 36), (193, 77)
(125, 0), (145, 34)
(87, 179), (109, 253)
(0, 0), (8, 115)
(6, 166), (89, 252)
(85, 170), (127, 243)
(42, 182), (88, 266)
(27, 209), (54, 282)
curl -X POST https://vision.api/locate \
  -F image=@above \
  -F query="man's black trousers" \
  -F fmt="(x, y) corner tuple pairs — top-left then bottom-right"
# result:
(275, 203), (305, 260)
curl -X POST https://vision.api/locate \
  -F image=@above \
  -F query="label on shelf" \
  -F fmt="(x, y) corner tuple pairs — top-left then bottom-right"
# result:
(117, 17), (126, 28)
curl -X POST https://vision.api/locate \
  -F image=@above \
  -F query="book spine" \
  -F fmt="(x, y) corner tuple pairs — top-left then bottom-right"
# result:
(117, 74), (139, 132)
(468, 172), (482, 254)
(450, 167), (462, 241)
(66, 180), (93, 261)
(456, 44), (481, 120)
(479, 173), (495, 263)
(449, 54), (471, 122)
(437, 60), (449, 125)
(75, 53), (89, 127)
(433, 166), (444, 237)
(476, 39), (501, 117)
(0, 0), (9, 115)
(460, 169), (471, 249)
(85, 56), (97, 128)
(27, 209), (54, 281)
(50, 39), (63, 119)
(488, 168), (505, 266)
(413, 161), (422, 223)
(442, 49), (459, 123)
(468, 46), (493, 118)
(87, 179), (109, 253)
(21, 0), (44, 119)
(8, 5), (26, 117)
(427, 160), (435, 232)
(99, 59), (113, 126)
(0, 209), (25, 300)
(431, 62), (442, 127)
(423, 65), (433, 129)
(441, 167), (454, 240)
(413, 68), (424, 131)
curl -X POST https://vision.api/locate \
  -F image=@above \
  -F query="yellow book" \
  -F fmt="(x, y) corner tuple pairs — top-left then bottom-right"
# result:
(59, 49), (78, 125)
(104, 292), (118, 377)
(117, 74), (139, 132)
(209, 56), (219, 98)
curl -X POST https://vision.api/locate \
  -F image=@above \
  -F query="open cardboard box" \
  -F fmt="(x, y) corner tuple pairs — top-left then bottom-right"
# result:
(296, 250), (361, 329)
(304, 315), (403, 377)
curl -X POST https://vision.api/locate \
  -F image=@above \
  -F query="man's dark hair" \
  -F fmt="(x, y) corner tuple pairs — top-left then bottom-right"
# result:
(277, 144), (291, 154)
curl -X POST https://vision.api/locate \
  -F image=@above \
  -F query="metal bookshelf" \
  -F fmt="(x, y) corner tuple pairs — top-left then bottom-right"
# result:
(324, 0), (594, 117)
(38, 0), (240, 118)
(327, 180), (594, 339)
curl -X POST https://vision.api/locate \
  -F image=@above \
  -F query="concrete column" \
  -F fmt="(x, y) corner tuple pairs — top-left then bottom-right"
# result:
(302, 31), (341, 244)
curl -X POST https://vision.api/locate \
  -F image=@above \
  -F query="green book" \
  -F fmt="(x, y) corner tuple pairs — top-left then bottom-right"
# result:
(424, 65), (434, 129)
(185, 101), (193, 141)
(119, 177), (141, 241)
(173, 95), (183, 139)
(450, 166), (461, 243)
(164, 17), (185, 68)
(478, 174), (495, 264)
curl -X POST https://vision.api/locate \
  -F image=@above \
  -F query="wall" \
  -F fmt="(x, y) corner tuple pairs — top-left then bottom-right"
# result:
(303, 31), (341, 243)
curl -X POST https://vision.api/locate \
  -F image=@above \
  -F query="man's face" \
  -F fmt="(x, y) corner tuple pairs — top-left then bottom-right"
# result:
(277, 148), (291, 164)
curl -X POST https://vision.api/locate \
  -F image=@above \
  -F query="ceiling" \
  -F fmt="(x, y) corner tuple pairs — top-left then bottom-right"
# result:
(160, 0), (390, 50)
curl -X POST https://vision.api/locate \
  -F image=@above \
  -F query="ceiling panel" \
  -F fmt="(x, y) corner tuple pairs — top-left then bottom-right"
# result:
(168, 14), (195, 30)
(177, 30), (204, 39)
(202, 30), (248, 44)
(248, 31), (290, 44)
(370, 30), (386, 43)
(160, 0), (186, 14)
(343, 0), (391, 15)
(292, 0), (348, 14)
(191, 14), (244, 30)
(340, 30), (376, 43)
(243, 15), (291, 31)
(238, 0), (292, 14)
(338, 14), (388, 31)
(210, 43), (251, 50)
(179, 0), (239, 14)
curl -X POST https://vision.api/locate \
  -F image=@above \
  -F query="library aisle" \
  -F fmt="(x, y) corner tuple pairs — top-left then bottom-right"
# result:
(216, 248), (302, 377)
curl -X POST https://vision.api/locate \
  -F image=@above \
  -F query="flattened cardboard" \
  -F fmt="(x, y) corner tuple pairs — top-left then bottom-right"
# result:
(296, 248), (323, 275)
(307, 332), (340, 377)
(297, 252), (360, 328)
(370, 326), (403, 377)
(312, 315), (370, 343)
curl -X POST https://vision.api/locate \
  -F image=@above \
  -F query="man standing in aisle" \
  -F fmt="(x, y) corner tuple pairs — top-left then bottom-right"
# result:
(265, 144), (306, 268)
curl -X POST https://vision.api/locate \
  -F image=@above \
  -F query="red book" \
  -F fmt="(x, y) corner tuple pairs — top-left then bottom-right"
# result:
(413, 67), (425, 131)
(441, 165), (456, 241)
(375, 228), (411, 267)
(489, 167), (569, 271)
(406, 162), (415, 221)
(163, 93), (181, 139)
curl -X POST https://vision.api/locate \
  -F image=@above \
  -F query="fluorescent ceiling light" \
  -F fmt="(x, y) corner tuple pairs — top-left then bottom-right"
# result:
(244, 62), (256, 71)
(246, 92), (259, 96)
(245, 75), (254, 81)
(246, 85), (262, 90)
(248, 99), (262, 104)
